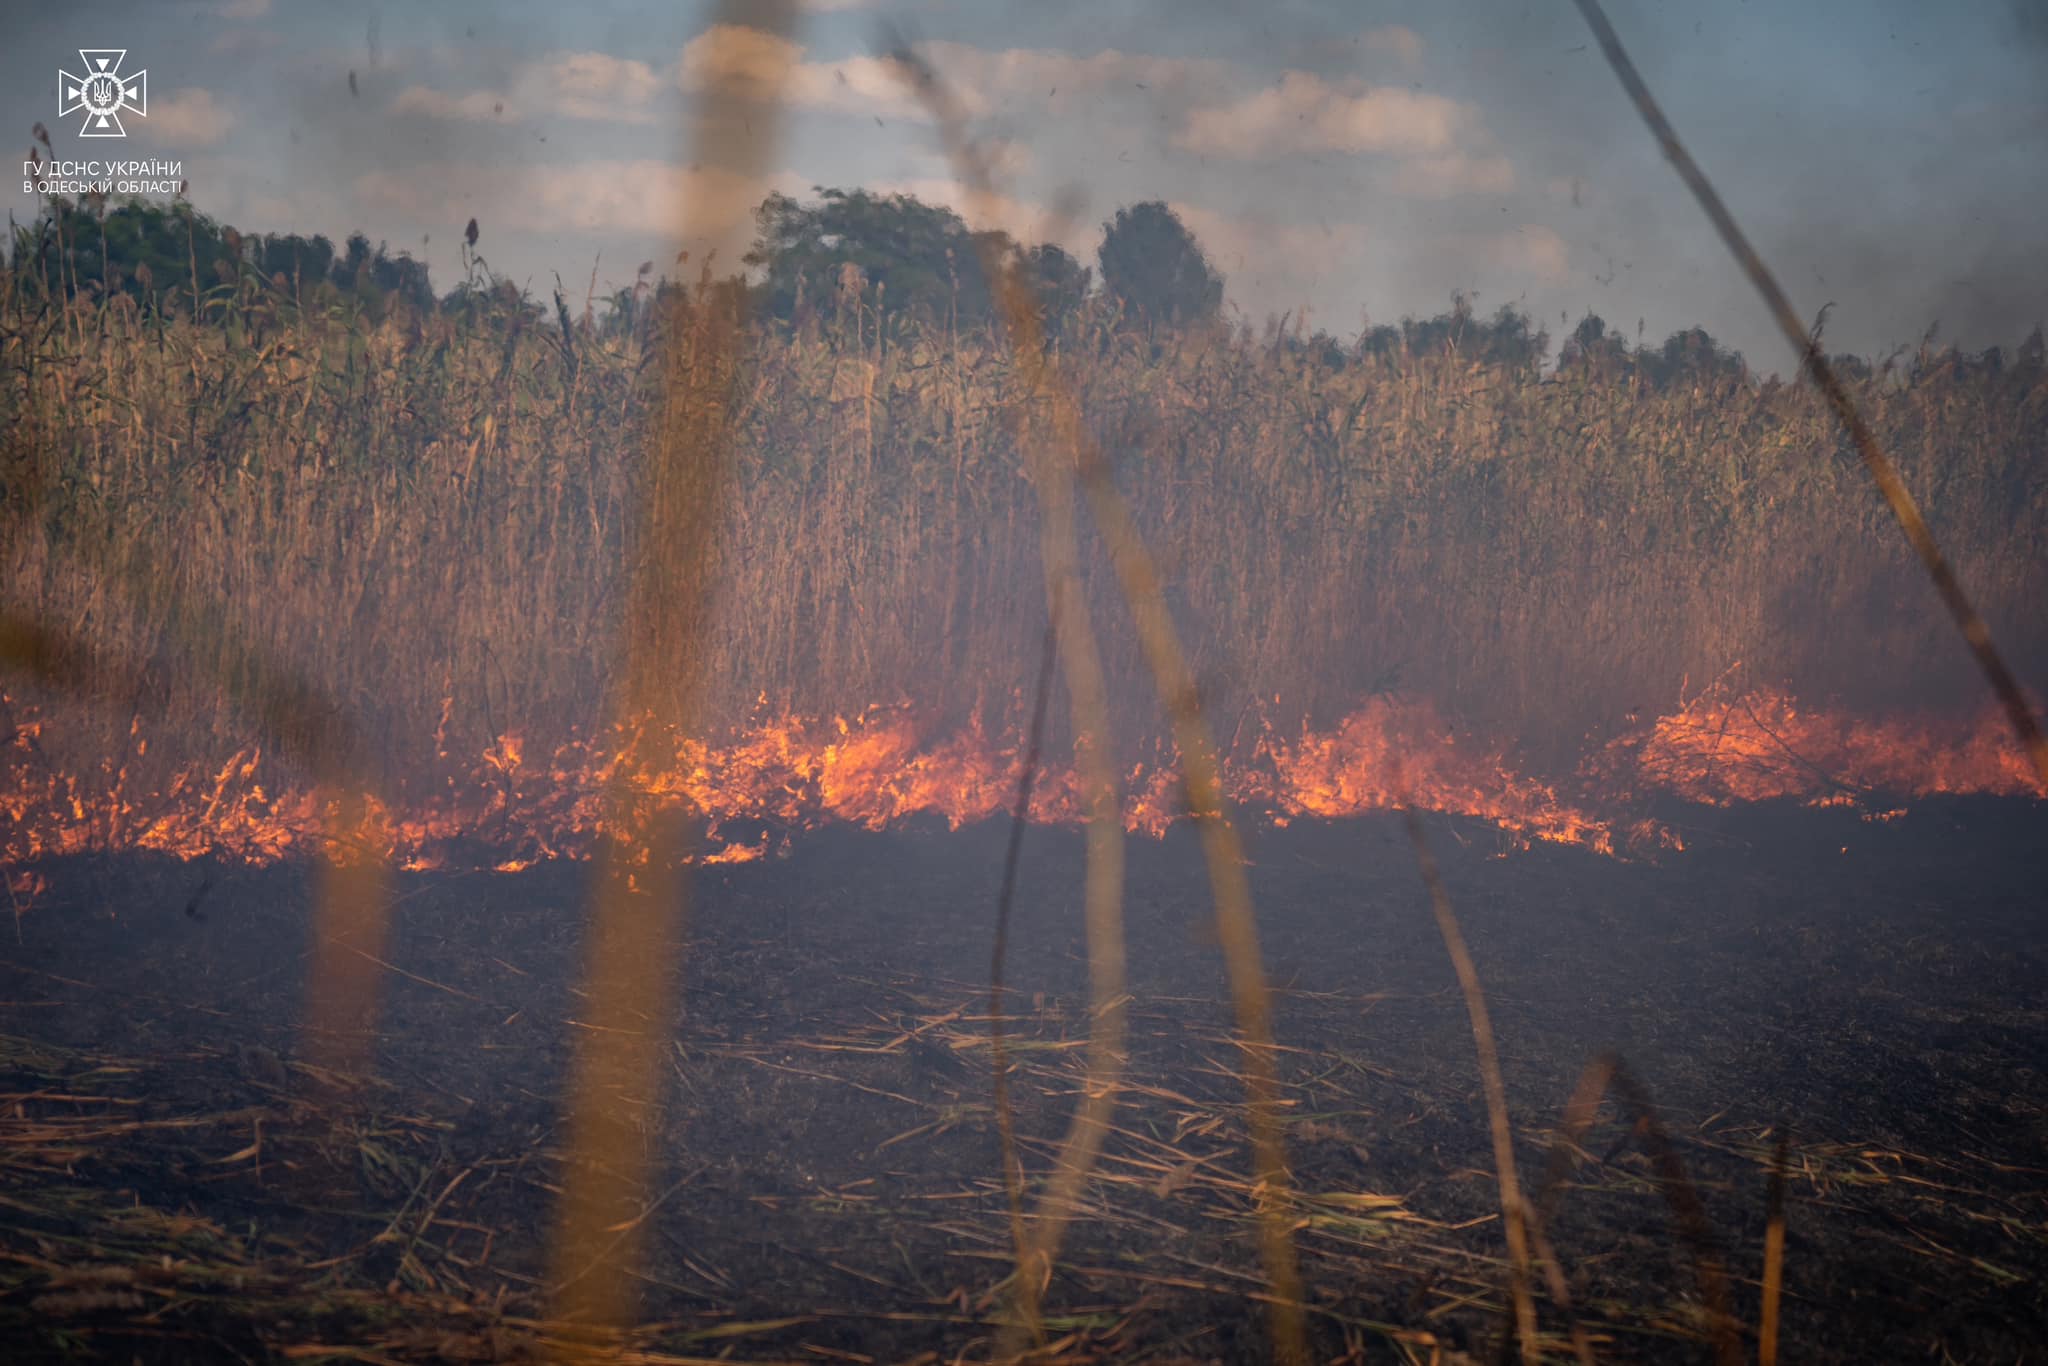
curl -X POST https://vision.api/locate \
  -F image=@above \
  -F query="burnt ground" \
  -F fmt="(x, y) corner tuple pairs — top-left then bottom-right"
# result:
(0, 798), (2043, 1363)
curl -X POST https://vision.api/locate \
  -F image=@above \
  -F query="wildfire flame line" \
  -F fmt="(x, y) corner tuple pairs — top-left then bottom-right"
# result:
(5, 683), (2038, 877)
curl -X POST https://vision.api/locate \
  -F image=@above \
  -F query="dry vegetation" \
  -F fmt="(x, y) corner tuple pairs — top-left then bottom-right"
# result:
(3, 8), (2046, 1351)
(4, 239), (2044, 788)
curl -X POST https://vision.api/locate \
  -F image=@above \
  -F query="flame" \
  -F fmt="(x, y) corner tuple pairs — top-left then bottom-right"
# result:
(2, 684), (2040, 877)
(1243, 698), (1639, 855)
(1589, 681), (2045, 807)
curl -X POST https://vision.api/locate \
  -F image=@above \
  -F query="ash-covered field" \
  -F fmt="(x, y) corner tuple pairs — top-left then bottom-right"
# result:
(2, 799), (2043, 1363)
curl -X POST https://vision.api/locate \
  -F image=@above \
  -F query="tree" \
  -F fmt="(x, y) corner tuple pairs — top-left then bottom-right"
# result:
(13, 197), (234, 310)
(745, 188), (1001, 326)
(253, 232), (335, 295)
(1636, 325), (1746, 390)
(1354, 296), (1547, 370)
(1556, 311), (1631, 378)
(1007, 242), (1091, 339)
(330, 231), (435, 315)
(1096, 201), (1223, 333)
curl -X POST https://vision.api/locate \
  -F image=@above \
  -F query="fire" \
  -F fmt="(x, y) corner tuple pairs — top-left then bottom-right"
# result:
(1243, 698), (1641, 855)
(2, 684), (2040, 878)
(1589, 680), (2045, 807)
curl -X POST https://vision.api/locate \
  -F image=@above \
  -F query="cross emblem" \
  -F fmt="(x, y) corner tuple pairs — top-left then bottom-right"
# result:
(59, 49), (148, 138)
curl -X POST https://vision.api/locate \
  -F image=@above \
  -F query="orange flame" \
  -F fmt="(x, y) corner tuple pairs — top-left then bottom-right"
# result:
(3, 684), (2040, 878)
(1589, 681), (2045, 807)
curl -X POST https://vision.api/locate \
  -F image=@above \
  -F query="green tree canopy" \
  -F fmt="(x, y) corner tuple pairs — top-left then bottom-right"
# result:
(7, 197), (434, 317)
(1005, 242), (1091, 339)
(746, 188), (1002, 326)
(1096, 201), (1223, 332)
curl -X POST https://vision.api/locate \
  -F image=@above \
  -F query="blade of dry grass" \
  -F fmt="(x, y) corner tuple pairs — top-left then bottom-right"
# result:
(1398, 805), (1537, 1364)
(1572, 0), (2048, 790)
(1605, 1063), (1741, 1365)
(545, 0), (802, 1336)
(990, 607), (1062, 1312)
(1761, 1128), (1789, 1366)
(1003, 432), (1128, 1357)
(887, 45), (1304, 1362)
(1534, 1053), (1741, 1366)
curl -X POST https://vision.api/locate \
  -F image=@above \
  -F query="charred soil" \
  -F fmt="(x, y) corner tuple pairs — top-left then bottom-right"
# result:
(1, 799), (2043, 1362)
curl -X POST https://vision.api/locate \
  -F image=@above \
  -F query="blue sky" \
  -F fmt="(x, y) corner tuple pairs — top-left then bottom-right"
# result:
(8, 0), (2044, 371)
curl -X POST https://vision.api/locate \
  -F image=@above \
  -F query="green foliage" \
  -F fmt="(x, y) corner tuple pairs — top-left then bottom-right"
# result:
(9, 197), (234, 312)
(743, 188), (1102, 342)
(746, 188), (995, 325)
(1361, 295), (1550, 370)
(1096, 201), (1223, 332)
(6, 198), (435, 320)
(1008, 243), (1092, 340)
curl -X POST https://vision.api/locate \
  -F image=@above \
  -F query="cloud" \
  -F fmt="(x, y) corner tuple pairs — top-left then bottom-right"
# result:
(213, 0), (269, 17)
(1392, 151), (1515, 198)
(525, 51), (663, 122)
(914, 41), (1226, 114)
(1179, 71), (1469, 159)
(387, 30), (918, 130)
(390, 54), (663, 127)
(391, 86), (514, 122)
(374, 31), (1218, 137)
(140, 89), (233, 146)
(355, 158), (807, 241)
(679, 24), (926, 120)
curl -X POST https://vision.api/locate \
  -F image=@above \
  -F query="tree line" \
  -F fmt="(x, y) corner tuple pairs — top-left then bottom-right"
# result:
(10, 187), (2042, 387)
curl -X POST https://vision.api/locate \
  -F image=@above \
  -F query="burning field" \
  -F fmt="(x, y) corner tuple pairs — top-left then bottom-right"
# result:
(5, 8), (2048, 1364)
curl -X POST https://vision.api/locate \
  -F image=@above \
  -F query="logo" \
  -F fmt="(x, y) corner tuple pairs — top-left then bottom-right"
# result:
(58, 50), (147, 138)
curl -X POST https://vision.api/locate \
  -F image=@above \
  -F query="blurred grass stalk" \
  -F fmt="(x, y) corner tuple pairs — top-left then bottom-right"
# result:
(543, 0), (801, 1337)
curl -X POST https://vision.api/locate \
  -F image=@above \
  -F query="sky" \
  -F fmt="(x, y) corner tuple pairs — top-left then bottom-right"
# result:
(7, 0), (2046, 372)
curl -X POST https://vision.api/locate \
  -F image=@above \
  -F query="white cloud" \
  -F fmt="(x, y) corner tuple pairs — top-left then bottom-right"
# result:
(1392, 151), (1515, 198)
(390, 54), (664, 127)
(355, 159), (807, 242)
(377, 32), (1212, 137)
(213, 0), (269, 17)
(387, 29), (921, 131)
(914, 41), (1226, 115)
(1179, 71), (1468, 159)
(524, 51), (663, 122)
(140, 89), (233, 147)
(679, 24), (927, 120)
(391, 86), (514, 122)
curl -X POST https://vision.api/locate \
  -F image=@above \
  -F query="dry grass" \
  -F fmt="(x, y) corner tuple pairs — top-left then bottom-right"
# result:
(5, 223), (2043, 793)
(1569, 0), (2047, 787)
